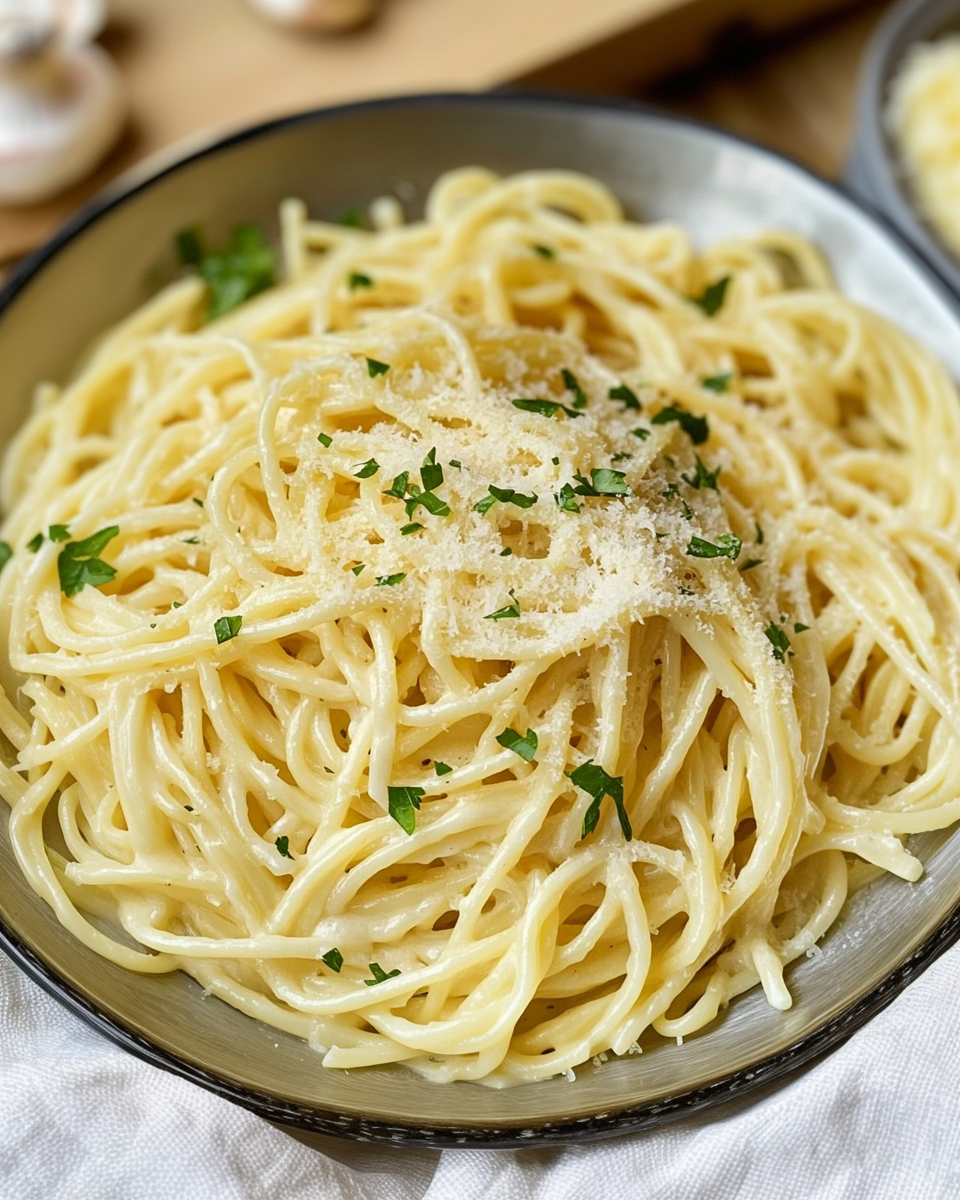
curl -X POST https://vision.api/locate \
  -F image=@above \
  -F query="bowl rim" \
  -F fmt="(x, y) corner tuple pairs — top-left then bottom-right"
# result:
(3, 87), (960, 1149)
(847, 0), (960, 299)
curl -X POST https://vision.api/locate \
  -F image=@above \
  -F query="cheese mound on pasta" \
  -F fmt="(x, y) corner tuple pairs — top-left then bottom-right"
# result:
(888, 35), (960, 260)
(2, 168), (960, 1086)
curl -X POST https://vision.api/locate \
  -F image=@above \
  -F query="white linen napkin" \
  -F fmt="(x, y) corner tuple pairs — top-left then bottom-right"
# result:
(2, 940), (959, 1200)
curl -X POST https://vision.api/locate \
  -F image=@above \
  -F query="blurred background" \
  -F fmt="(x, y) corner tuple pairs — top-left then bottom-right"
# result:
(0, 0), (902, 266)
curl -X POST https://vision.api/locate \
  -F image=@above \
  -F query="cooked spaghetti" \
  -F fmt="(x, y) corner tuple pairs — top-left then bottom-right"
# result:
(1, 168), (960, 1086)
(888, 35), (960, 260)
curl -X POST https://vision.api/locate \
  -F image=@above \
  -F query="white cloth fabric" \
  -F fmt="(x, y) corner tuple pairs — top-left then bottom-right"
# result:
(2, 941), (960, 1200)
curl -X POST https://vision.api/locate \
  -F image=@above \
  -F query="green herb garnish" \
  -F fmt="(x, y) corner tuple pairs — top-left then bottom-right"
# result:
(686, 534), (741, 561)
(0, 542), (12, 573)
(48, 524), (71, 543)
(485, 588), (521, 621)
(383, 471), (410, 500)
(434, 762), (453, 777)
(554, 483), (581, 513)
(364, 962), (401, 986)
(568, 760), (632, 841)
(317, 432), (333, 448)
(388, 785), (424, 835)
(27, 533), (43, 553)
(57, 526), (120, 597)
(794, 622), (810, 633)
(349, 272), (374, 290)
(496, 727), (538, 762)
(609, 383), (641, 411)
(573, 468), (631, 497)
(632, 427), (651, 441)
(702, 372), (733, 393)
(321, 948), (343, 972)
(511, 397), (582, 420)
(500, 547), (513, 556)
(214, 614), (242, 643)
(275, 835), (294, 860)
(366, 357), (390, 377)
(681, 456), (720, 490)
(400, 522), (423, 536)
(177, 223), (276, 320)
(755, 521), (765, 544)
(651, 406), (709, 444)
(353, 458), (380, 479)
(765, 621), (791, 662)
(337, 207), (364, 228)
(351, 564), (365, 575)
(420, 448), (443, 492)
(690, 275), (731, 317)
(404, 485), (450, 519)
(532, 244), (556, 259)
(474, 485), (538, 514)
(561, 368), (587, 409)
(375, 573), (406, 587)
(739, 558), (764, 572)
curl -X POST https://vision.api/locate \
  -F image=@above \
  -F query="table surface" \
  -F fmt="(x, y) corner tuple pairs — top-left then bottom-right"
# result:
(0, 0), (891, 264)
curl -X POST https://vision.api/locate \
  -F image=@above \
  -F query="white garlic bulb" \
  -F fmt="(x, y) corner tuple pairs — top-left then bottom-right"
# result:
(248, 0), (379, 33)
(0, 0), (123, 206)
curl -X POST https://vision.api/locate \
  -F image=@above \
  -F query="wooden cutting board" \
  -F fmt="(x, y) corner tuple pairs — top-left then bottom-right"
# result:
(0, 0), (862, 263)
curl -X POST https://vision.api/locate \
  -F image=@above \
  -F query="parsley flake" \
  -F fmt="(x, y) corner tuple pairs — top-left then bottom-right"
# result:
(449, 459), (462, 470)
(57, 526), (120, 597)
(755, 521), (765, 544)
(561, 368), (587, 409)
(532, 244), (556, 259)
(214, 614), (242, 643)
(434, 762), (453, 777)
(317, 432), (333, 448)
(0, 542), (11, 573)
(48, 524), (71, 543)
(351, 564), (365, 575)
(322, 948), (343, 972)
(686, 534), (741, 561)
(364, 962), (401, 986)
(794, 622), (810, 633)
(27, 533), (43, 553)
(366, 357), (390, 377)
(496, 727), (538, 762)
(651, 406), (709, 444)
(690, 275), (731, 317)
(568, 760), (632, 841)
(405, 485), (450, 519)
(275, 835), (294, 860)
(376, 573), (406, 587)
(383, 471), (410, 500)
(554, 483), (581, 513)
(485, 588), (521, 621)
(632, 427), (651, 441)
(420, 448), (444, 492)
(337, 206), (364, 228)
(609, 383), (641, 411)
(474, 485), (538, 513)
(353, 458), (380, 479)
(183, 537), (200, 545)
(349, 272), (374, 290)
(681, 456), (721, 490)
(388, 785), (424, 835)
(400, 522), (423, 536)
(611, 452), (633, 463)
(177, 223), (276, 320)
(573, 468), (631, 497)
(512, 397), (582, 420)
(500, 547), (513, 556)
(739, 558), (764, 572)
(702, 372), (733, 393)
(765, 621), (791, 662)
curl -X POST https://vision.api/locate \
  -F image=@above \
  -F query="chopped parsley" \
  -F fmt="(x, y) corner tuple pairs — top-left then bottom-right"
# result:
(609, 383), (641, 411)
(500, 547), (513, 556)
(405, 485), (450, 519)
(351, 564), (365, 575)
(27, 533), (43, 553)
(275, 835), (294, 860)
(739, 558), (764, 572)
(496, 727), (538, 762)
(172, 601), (183, 608)
(420, 448), (444, 492)
(573, 468), (631, 497)
(794, 622), (810, 633)
(192, 497), (204, 508)
(366, 357), (390, 377)
(0, 542), (12, 573)
(317, 432), (333, 448)
(449, 459), (462, 470)
(632, 427), (651, 441)
(58, 526), (120, 597)
(702, 372), (732, 393)
(765, 621), (791, 661)
(321, 948), (343, 972)
(383, 471), (410, 500)
(662, 481), (694, 520)
(561, 368), (587, 409)
(48, 524), (71, 543)
(554, 483), (581, 513)
(651, 406), (709, 444)
(388, 785), (424, 835)
(214, 614), (242, 643)
(348, 272), (374, 290)
(434, 761), (453, 777)
(177, 223), (276, 320)
(364, 962), (401, 986)
(485, 588), (521, 621)
(568, 760), (632, 841)
(512, 397), (582, 420)
(400, 522), (423, 536)
(474, 485), (538, 514)
(375, 573), (406, 587)
(532, 244), (556, 259)
(681, 456), (720, 490)
(337, 207), (364, 228)
(686, 534), (741, 561)
(611, 452), (633, 463)
(183, 537), (200, 545)
(353, 458), (380, 479)
(690, 274), (731, 317)
(755, 521), (765, 544)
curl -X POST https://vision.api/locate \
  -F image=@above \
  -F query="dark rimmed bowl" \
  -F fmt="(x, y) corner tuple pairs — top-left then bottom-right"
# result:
(4, 92), (960, 1149)
(847, 0), (960, 298)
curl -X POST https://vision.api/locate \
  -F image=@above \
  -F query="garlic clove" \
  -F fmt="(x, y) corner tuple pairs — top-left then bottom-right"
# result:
(247, 0), (380, 33)
(0, 39), (124, 205)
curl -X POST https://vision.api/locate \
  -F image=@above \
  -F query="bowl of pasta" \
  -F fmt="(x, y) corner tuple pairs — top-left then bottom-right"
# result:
(848, 0), (960, 298)
(3, 91), (960, 1147)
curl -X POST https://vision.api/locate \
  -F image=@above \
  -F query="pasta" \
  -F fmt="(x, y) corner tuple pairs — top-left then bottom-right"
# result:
(2, 167), (960, 1086)
(888, 35), (960, 260)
